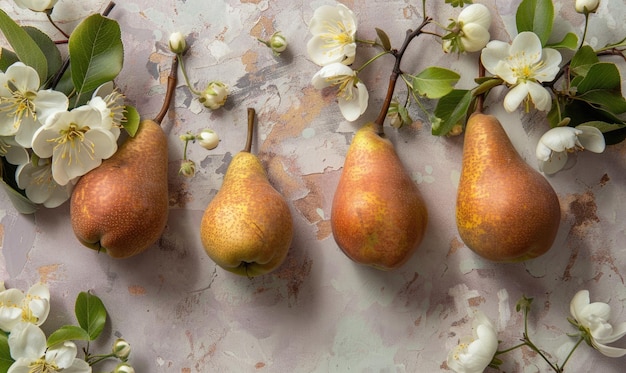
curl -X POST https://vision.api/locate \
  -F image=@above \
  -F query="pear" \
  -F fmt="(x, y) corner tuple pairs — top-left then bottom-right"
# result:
(70, 57), (178, 258)
(456, 113), (561, 262)
(70, 120), (169, 258)
(331, 123), (428, 270)
(200, 108), (293, 277)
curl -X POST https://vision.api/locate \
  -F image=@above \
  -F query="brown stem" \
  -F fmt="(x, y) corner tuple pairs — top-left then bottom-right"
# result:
(154, 54), (178, 125)
(102, 1), (116, 16)
(373, 17), (432, 135)
(475, 55), (486, 114)
(244, 108), (255, 153)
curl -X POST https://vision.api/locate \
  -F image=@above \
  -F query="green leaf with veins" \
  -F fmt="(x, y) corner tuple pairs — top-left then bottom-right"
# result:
(515, 0), (554, 46)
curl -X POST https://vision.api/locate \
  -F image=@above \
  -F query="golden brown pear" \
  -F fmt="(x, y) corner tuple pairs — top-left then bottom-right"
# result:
(69, 56), (178, 259)
(70, 119), (169, 258)
(200, 109), (293, 277)
(456, 113), (561, 262)
(331, 123), (428, 270)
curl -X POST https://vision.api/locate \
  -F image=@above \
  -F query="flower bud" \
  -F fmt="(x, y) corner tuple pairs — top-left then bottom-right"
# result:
(112, 338), (131, 361)
(197, 129), (220, 150)
(575, 0), (600, 13)
(198, 81), (228, 110)
(114, 363), (135, 373)
(179, 160), (196, 178)
(268, 32), (288, 55)
(169, 32), (187, 54)
(179, 132), (196, 142)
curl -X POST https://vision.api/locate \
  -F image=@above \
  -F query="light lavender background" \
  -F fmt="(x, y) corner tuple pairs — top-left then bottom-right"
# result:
(1, 0), (626, 371)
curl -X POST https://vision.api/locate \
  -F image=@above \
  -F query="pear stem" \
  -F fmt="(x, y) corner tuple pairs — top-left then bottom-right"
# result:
(475, 55), (486, 114)
(373, 17), (432, 135)
(244, 108), (255, 153)
(154, 54), (179, 125)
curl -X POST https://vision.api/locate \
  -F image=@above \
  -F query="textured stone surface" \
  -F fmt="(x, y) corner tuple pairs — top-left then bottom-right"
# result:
(1, 0), (626, 371)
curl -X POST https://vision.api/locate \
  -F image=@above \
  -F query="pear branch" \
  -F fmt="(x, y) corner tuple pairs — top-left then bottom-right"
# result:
(244, 108), (255, 153)
(154, 54), (178, 125)
(373, 17), (432, 135)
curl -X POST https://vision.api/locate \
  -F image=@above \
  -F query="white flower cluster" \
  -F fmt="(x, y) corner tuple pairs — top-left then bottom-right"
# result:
(0, 63), (125, 208)
(306, 4), (368, 122)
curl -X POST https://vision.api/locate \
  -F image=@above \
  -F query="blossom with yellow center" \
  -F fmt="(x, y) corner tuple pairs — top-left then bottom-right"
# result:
(0, 283), (50, 333)
(481, 32), (561, 112)
(0, 62), (68, 147)
(447, 310), (498, 373)
(311, 62), (369, 122)
(31, 105), (118, 186)
(307, 4), (358, 66)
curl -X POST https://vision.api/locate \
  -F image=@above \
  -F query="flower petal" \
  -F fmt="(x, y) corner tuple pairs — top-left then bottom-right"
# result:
(5, 63), (40, 92)
(539, 151), (568, 174)
(576, 125), (606, 153)
(337, 81), (368, 121)
(592, 340), (626, 358)
(8, 322), (47, 361)
(33, 89), (69, 124)
(510, 32), (542, 65)
(480, 40), (510, 76)
(45, 341), (78, 369)
(570, 290), (590, 321)
(534, 48), (562, 82)
(539, 126), (581, 152)
(460, 24), (490, 53)
(526, 81), (552, 111)
(459, 3), (492, 29)
(503, 82), (529, 112)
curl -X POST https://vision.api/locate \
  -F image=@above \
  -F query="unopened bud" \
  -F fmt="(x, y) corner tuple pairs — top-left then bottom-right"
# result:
(169, 32), (187, 54)
(198, 81), (228, 110)
(197, 129), (220, 150)
(112, 338), (131, 361)
(114, 363), (135, 373)
(264, 32), (288, 56)
(575, 0), (600, 13)
(179, 160), (196, 178)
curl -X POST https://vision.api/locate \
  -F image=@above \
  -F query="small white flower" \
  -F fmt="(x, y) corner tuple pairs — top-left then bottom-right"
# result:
(570, 290), (626, 357)
(447, 311), (498, 373)
(576, 0), (600, 13)
(307, 4), (357, 66)
(0, 283), (50, 333)
(198, 81), (228, 110)
(8, 322), (91, 373)
(443, 4), (492, 53)
(0, 136), (29, 165)
(312, 62), (368, 122)
(197, 129), (220, 150)
(481, 32), (561, 112)
(31, 105), (118, 186)
(16, 156), (73, 208)
(0, 62), (69, 147)
(13, 0), (58, 12)
(168, 32), (187, 54)
(536, 125), (605, 174)
(89, 82), (126, 131)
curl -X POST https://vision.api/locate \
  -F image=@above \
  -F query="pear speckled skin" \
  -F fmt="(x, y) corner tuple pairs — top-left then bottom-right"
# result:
(200, 152), (293, 277)
(456, 113), (561, 262)
(331, 123), (428, 270)
(70, 120), (169, 259)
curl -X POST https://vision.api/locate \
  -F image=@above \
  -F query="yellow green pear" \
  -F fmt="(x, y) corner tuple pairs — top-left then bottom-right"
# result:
(200, 108), (293, 277)
(456, 113), (561, 262)
(331, 123), (428, 270)
(70, 57), (177, 258)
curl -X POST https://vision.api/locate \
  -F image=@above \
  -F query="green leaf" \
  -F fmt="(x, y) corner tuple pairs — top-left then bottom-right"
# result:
(375, 28), (392, 51)
(575, 62), (621, 93)
(47, 325), (91, 347)
(473, 77), (504, 96)
(0, 48), (19, 72)
(0, 332), (14, 373)
(0, 9), (47, 83)
(570, 45), (599, 78)
(445, 0), (472, 6)
(412, 67), (460, 99)
(123, 105), (141, 137)
(69, 14), (124, 104)
(23, 26), (63, 84)
(515, 0), (554, 46)
(432, 89), (473, 136)
(546, 32), (578, 50)
(75, 291), (108, 341)
(577, 89), (626, 114)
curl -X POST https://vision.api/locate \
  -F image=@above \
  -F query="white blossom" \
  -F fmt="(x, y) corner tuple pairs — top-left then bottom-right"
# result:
(536, 125), (605, 174)
(197, 129), (219, 150)
(570, 290), (626, 357)
(481, 32), (561, 112)
(13, 0), (58, 12)
(199, 81), (228, 110)
(447, 311), (498, 373)
(16, 156), (73, 208)
(8, 322), (91, 373)
(0, 283), (50, 333)
(443, 4), (492, 53)
(0, 62), (68, 147)
(307, 4), (357, 66)
(31, 104), (118, 186)
(311, 62), (368, 122)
